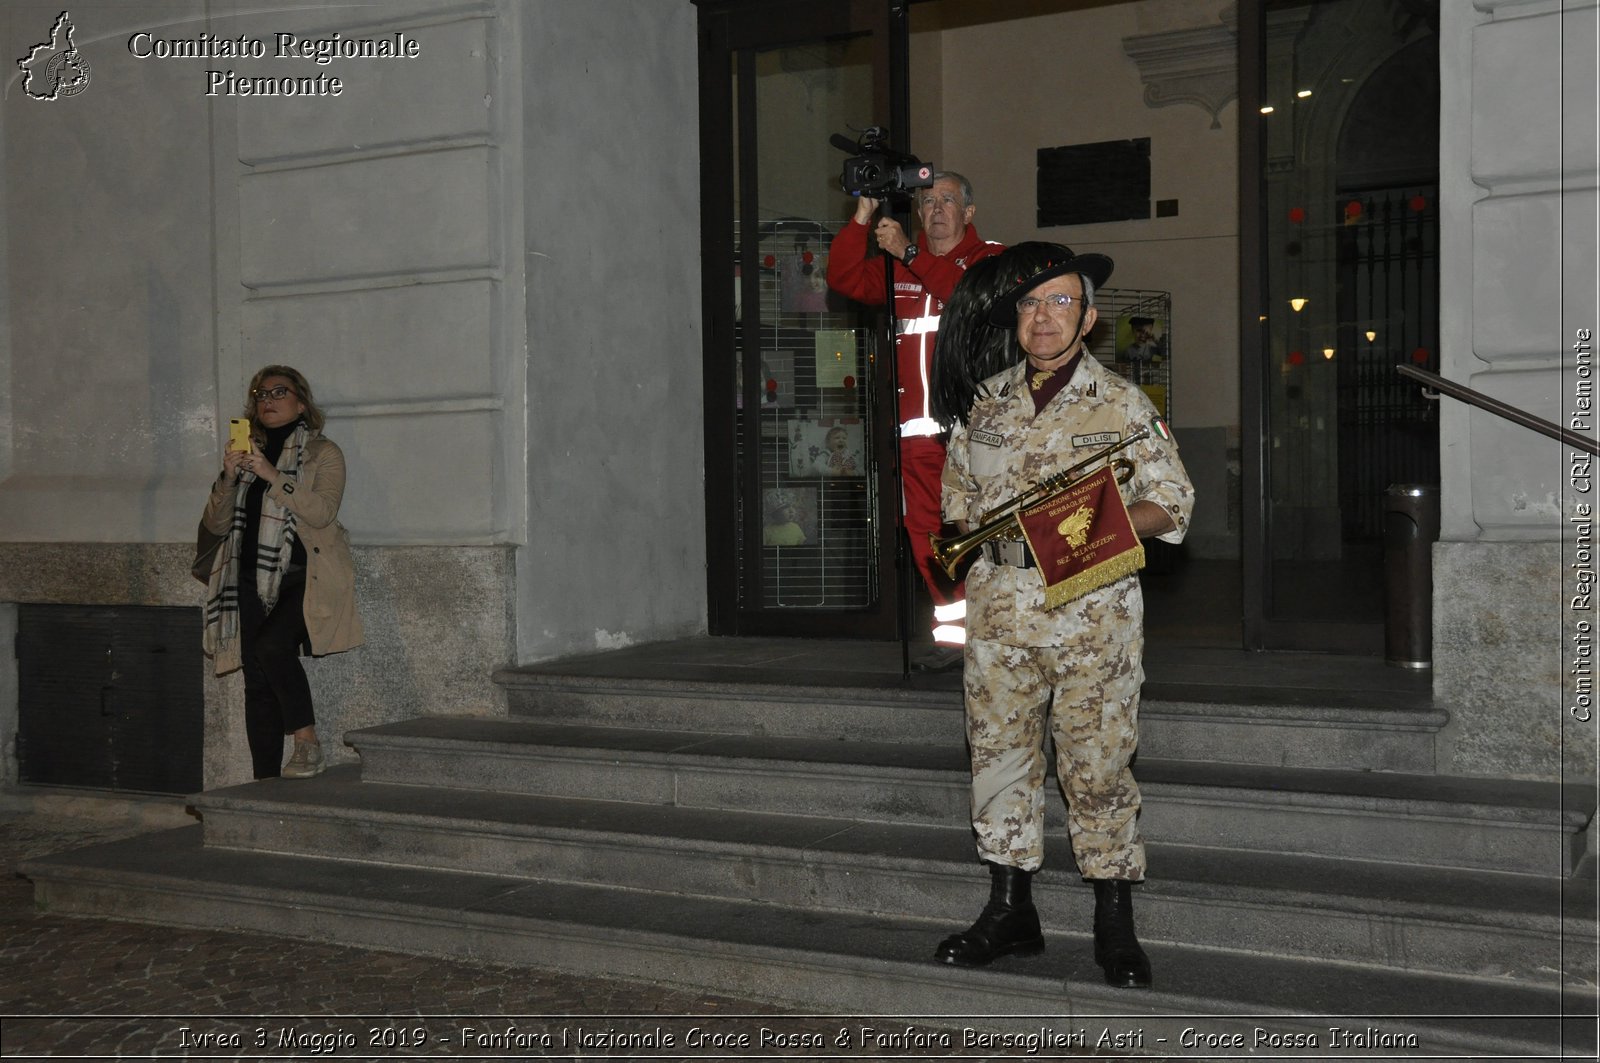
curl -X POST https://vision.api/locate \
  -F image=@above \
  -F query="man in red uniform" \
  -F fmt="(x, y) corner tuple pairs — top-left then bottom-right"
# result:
(826, 172), (1003, 657)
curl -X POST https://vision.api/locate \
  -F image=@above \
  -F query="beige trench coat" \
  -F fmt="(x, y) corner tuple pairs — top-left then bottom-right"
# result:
(201, 433), (363, 674)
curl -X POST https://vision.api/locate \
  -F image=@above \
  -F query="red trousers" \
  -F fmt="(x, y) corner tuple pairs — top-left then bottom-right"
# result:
(902, 435), (967, 643)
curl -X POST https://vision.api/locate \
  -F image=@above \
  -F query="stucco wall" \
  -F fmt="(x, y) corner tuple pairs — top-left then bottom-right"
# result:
(1435, 0), (1598, 781)
(0, 0), (531, 787)
(517, 0), (707, 662)
(0, 0), (706, 787)
(0, 0), (216, 541)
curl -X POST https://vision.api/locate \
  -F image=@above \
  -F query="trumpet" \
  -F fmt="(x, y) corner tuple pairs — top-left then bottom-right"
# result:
(929, 430), (1148, 580)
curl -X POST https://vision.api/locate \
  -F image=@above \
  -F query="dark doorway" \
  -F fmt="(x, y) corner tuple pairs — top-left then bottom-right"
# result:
(697, 0), (1444, 652)
(1241, 0), (1440, 653)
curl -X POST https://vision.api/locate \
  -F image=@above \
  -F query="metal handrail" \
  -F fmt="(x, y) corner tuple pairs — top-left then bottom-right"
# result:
(1396, 364), (1599, 457)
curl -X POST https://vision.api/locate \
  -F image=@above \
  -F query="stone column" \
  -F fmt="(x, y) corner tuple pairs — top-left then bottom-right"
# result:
(1434, 0), (1598, 781)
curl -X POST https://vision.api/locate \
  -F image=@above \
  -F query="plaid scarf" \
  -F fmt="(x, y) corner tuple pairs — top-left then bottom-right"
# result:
(203, 423), (309, 668)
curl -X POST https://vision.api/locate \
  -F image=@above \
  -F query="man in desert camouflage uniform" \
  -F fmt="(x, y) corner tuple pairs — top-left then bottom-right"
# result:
(934, 243), (1194, 988)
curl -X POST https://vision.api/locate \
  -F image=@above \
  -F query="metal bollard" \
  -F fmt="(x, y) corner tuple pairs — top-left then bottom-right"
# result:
(1383, 484), (1440, 669)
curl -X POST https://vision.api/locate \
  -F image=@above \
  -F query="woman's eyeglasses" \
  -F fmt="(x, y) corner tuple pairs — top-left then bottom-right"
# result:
(251, 386), (296, 401)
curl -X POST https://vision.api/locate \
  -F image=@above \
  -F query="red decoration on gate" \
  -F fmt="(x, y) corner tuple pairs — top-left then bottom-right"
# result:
(1344, 201), (1363, 221)
(842, 375), (856, 389)
(1288, 207), (1306, 224)
(1287, 350), (1306, 366)
(802, 251), (814, 264)
(762, 254), (776, 268)
(1409, 195), (1427, 213)
(1411, 347), (1430, 364)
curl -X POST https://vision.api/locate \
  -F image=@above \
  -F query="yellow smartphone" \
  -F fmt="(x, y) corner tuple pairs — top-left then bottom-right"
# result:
(227, 418), (252, 453)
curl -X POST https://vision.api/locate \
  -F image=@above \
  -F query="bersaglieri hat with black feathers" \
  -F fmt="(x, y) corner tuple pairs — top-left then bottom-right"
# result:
(988, 242), (1114, 327)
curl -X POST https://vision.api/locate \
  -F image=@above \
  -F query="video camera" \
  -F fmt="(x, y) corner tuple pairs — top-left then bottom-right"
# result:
(831, 127), (935, 200)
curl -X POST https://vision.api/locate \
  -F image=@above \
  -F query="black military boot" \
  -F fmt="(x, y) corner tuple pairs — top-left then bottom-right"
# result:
(1091, 879), (1152, 988)
(934, 862), (1045, 967)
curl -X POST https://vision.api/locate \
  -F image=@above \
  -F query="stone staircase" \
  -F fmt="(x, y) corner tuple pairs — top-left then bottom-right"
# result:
(22, 639), (1600, 1058)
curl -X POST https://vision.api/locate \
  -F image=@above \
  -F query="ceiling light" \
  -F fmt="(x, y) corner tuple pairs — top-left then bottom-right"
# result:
(1259, 105), (1275, 114)
(1297, 89), (1313, 99)
(1289, 297), (1308, 312)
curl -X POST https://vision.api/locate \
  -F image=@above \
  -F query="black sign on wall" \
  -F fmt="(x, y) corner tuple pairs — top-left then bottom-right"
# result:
(1037, 138), (1152, 227)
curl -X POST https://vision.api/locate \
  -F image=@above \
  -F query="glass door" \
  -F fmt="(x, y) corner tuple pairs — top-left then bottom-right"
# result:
(700, 0), (905, 637)
(1241, 0), (1440, 652)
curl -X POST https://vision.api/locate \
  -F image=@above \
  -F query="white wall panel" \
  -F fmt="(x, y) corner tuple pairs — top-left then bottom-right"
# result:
(1467, 366), (1571, 535)
(238, 149), (495, 287)
(240, 281), (496, 401)
(1471, 192), (1568, 361)
(236, 15), (495, 165)
(333, 410), (501, 541)
(1470, 12), (1568, 188)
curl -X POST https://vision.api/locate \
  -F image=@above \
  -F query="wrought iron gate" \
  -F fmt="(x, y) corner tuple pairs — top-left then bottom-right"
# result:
(1336, 184), (1440, 541)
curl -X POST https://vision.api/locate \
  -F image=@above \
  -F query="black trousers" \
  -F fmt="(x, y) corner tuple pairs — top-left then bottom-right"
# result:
(237, 570), (314, 779)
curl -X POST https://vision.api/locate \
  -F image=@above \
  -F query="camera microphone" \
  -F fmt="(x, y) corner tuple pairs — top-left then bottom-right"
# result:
(829, 133), (861, 154)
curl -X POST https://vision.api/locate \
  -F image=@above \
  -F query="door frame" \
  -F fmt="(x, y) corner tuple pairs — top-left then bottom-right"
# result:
(696, 0), (910, 637)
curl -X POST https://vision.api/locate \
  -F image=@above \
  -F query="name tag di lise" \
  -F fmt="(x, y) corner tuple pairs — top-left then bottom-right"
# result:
(1071, 431), (1121, 448)
(1016, 464), (1145, 609)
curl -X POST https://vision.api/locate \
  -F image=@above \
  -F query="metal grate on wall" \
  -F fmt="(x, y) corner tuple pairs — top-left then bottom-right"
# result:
(1335, 185), (1440, 541)
(16, 604), (204, 795)
(735, 217), (879, 611)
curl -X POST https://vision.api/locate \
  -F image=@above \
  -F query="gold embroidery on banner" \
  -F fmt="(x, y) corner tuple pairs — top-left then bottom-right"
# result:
(1057, 505), (1093, 548)
(1040, 545), (1146, 610)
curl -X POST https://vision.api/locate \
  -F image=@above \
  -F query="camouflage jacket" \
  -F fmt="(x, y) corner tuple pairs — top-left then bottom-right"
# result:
(942, 354), (1195, 647)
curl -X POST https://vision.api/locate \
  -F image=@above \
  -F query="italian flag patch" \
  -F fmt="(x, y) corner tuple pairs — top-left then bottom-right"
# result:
(1151, 417), (1172, 441)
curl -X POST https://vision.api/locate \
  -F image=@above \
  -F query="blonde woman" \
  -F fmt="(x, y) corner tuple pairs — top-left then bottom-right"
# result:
(200, 366), (362, 779)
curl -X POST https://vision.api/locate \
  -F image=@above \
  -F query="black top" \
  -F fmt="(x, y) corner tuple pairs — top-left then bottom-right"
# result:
(240, 418), (308, 575)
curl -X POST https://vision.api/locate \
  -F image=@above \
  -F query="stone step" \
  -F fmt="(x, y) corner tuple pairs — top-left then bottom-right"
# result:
(22, 827), (1591, 1061)
(347, 717), (1592, 875)
(495, 667), (1447, 772)
(193, 766), (1596, 985)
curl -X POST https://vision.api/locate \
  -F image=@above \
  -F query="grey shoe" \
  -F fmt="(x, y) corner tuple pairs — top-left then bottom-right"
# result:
(913, 645), (964, 673)
(281, 739), (325, 779)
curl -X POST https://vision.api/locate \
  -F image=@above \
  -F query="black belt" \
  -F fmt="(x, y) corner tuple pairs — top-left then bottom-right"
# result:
(983, 540), (1036, 569)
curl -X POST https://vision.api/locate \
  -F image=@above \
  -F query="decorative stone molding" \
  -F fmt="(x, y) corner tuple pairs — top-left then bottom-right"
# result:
(1121, 16), (1238, 130)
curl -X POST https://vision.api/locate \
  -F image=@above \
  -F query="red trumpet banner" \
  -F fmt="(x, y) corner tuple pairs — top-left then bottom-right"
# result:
(1016, 464), (1146, 609)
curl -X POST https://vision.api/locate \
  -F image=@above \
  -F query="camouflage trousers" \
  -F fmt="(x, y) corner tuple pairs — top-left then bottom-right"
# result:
(962, 635), (1146, 879)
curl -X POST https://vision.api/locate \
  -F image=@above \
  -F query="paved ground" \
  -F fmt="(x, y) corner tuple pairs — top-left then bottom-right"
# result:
(0, 803), (1083, 1062)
